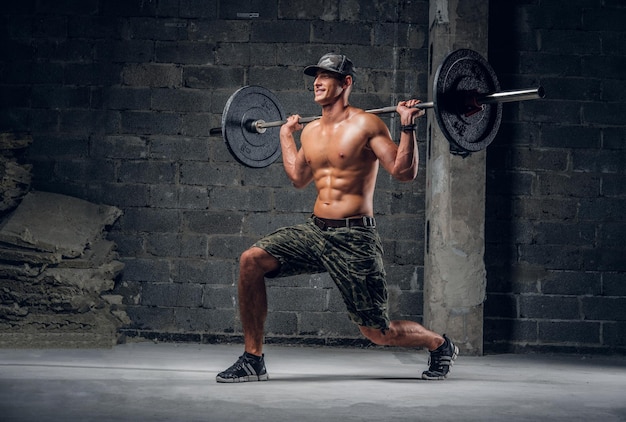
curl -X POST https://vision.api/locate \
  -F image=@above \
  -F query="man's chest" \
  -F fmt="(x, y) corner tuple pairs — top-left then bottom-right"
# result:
(303, 127), (370, 169)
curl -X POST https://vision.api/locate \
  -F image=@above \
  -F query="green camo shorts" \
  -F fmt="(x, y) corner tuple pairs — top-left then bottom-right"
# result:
(253, 216), (389, 330)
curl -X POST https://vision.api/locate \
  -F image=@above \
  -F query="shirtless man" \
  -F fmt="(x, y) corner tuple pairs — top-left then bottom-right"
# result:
(216, 53), (458, 383)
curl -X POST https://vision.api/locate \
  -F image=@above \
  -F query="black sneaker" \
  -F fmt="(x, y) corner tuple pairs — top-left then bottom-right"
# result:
(422, 334), (459, 380)
(216, 352), (269, 383)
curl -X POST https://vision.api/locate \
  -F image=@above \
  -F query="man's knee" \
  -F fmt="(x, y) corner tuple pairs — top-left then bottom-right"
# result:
(239, 247), (257, 268)
(240, 247), (279, 275)
(359, 325), (389, 345)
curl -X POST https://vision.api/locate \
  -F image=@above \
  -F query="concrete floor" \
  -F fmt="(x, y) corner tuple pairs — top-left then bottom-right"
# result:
(1, 342), (625, 422)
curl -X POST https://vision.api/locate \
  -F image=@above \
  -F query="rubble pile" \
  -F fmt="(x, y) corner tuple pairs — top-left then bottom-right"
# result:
(0, 133), (32, 216)
(0, 191), (128, 348)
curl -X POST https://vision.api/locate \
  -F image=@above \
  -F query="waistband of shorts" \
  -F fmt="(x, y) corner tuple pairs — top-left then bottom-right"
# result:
(311, 214), (376, 230)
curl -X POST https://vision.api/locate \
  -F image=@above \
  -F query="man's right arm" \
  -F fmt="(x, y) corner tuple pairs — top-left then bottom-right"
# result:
(279, 115), (313, 189)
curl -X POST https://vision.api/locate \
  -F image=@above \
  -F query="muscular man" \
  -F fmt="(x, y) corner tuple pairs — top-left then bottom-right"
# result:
(217, 53), (458, 383)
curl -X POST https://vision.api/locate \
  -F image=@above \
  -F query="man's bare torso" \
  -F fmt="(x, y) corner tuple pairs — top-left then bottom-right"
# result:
(300, 108), (380, 219)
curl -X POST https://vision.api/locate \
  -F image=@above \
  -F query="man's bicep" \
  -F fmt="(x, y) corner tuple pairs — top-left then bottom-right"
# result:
(290, 148), (314, 188)
(369, 134), (398, 174)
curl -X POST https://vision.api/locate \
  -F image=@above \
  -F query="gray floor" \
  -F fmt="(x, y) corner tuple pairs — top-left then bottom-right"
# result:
(1, 342), (625, 422)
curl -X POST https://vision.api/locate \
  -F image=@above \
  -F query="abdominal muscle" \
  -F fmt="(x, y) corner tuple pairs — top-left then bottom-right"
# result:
(311, 166), (376, 219)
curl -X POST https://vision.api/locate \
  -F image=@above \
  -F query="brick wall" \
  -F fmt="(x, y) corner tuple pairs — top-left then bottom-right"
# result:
(485, 0), (626, 354)
(0, 0), (429, 346)
(0, 0), (624, 354)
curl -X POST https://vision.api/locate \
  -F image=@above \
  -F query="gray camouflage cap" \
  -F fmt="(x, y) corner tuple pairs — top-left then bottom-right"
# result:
(304, 53), (355, 77)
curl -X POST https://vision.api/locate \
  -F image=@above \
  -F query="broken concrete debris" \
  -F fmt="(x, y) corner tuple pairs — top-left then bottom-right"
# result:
(0, 133), (32, 216)
(0, 191), (128, 348)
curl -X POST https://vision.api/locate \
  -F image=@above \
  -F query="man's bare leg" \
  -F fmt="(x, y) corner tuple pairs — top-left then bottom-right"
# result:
(360, 321), (459, 380)
(215, 247), (279, 383)
(359, 320), (443, 350)
(237, 247), (279, 356)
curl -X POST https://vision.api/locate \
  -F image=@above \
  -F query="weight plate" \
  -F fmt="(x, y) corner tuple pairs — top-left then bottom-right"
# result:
(433, 49), (502, 154)
(221, 85), (284, 168)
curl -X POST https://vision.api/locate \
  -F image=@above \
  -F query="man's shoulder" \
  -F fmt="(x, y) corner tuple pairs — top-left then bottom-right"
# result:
(348, 107), (388, 132)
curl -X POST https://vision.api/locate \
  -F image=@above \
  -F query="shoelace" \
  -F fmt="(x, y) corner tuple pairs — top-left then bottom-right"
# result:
(229, 356), (260, 375)
(428, 350), (453, 371)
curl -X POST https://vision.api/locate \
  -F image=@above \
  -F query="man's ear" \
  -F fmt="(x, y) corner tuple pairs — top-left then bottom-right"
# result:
(342, 75), (353, 87)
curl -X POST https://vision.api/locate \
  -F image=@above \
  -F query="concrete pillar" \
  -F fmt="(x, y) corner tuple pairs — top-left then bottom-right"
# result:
(423, 0), (490, 355)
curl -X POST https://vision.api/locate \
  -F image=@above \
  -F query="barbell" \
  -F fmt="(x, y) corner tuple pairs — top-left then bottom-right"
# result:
(210, 49), (545, 168)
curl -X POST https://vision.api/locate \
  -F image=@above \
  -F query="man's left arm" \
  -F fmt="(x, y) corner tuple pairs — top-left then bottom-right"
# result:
(371, 100), (425, 182)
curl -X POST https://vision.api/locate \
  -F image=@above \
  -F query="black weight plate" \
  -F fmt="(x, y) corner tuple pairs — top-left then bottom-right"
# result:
(433, 49), (502, 154)
(221, 85), (284, 168)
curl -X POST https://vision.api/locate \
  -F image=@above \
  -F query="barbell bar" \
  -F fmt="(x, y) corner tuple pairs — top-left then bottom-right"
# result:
(245, 87), (544, 134)
(210, 49), (546, 167)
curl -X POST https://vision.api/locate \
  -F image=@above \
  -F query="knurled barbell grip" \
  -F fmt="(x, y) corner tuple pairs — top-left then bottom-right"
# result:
(254, 101), (435, 131)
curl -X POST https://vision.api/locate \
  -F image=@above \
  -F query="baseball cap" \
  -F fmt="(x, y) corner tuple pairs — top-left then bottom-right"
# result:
(304, 53), (355, 77)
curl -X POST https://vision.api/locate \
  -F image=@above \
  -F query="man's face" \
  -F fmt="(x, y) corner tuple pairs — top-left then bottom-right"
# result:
(313, 70), (347, 105)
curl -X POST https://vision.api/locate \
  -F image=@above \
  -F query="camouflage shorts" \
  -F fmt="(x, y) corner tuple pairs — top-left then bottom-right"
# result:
(253, 216), (389, 330)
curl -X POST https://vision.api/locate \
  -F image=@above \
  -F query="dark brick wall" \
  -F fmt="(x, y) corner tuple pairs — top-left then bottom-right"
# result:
(1, 0), (624, 354)
(0, 0), (429, 347)
(486, 0), (626, 354)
